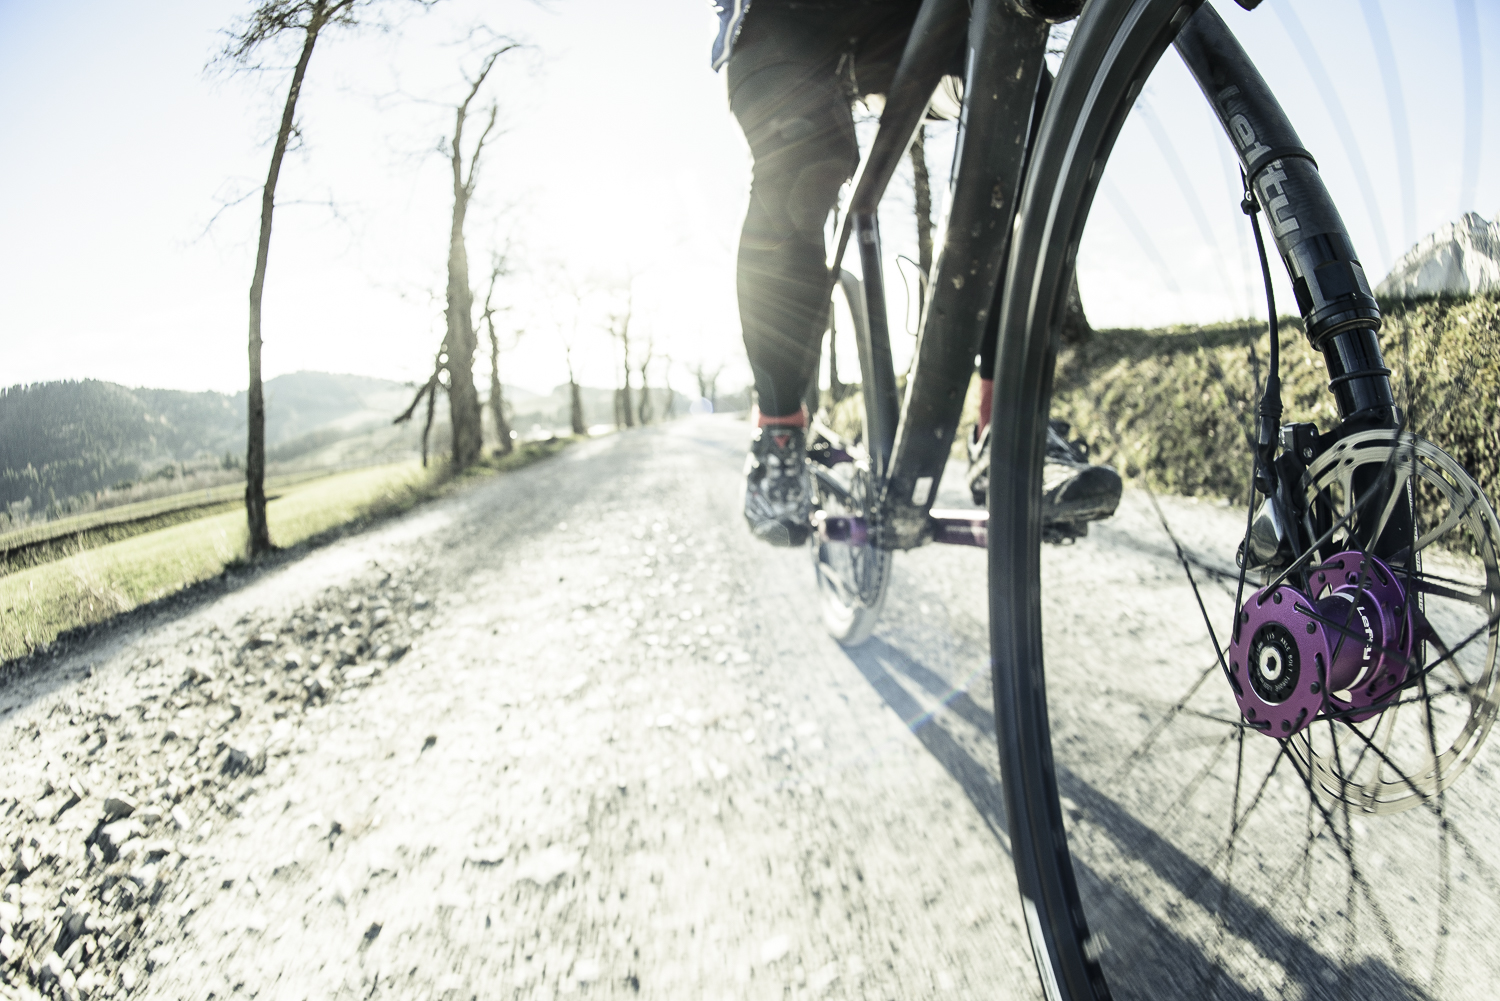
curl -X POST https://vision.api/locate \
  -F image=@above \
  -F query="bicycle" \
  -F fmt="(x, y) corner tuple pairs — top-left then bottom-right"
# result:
(801, 0), (1500, 997)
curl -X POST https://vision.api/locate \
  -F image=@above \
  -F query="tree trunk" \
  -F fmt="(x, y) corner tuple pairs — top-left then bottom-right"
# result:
(1059, 270), (1093, 347)
(565, 346), (586, 435)
(422, 380), (438, 467)
(636, 340), (654, 425)
(826, 302), (845, 403)
(487, 318), (513, 456)
(245, 5), (327, 557)
(619, 353), (634, 429)
(910, 124), (933, 317)
(445, 150), (483, 468)
(570, 381), (586, 436)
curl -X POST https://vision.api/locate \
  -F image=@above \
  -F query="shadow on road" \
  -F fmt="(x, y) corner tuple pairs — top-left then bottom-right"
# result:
(843, 636), (1431, 1001)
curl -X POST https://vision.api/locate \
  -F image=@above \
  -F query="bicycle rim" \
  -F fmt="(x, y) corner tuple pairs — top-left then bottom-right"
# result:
(989, 1), (1500, 999)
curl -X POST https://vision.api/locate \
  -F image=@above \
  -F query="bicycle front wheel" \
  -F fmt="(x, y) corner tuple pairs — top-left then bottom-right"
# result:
(989, 2), (1500, 999)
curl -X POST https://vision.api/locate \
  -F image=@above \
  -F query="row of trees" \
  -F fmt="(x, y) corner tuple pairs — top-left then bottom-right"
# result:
(224, 0), (715, 557)
(222, 1), (953, 559)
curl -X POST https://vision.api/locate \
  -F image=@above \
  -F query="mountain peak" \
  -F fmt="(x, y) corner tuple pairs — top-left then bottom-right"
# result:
(1376, 212), (1500, 298)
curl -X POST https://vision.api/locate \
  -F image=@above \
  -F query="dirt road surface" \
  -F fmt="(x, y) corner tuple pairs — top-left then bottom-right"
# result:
(2, 416), (1496, 1001)
(0, 419), (1035, 1001)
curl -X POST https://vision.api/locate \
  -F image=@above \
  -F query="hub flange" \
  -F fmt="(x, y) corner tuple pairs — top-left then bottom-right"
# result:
(1229, 551), (1412, 736)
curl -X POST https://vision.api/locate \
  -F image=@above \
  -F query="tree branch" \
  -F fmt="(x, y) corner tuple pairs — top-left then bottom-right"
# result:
(394, 368), (441, 424)
(464, 102), (500, 195)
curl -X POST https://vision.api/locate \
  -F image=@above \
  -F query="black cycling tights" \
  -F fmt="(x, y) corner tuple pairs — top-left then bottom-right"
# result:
(728, 1), (1042, 417)
(728, 1), (923, 417)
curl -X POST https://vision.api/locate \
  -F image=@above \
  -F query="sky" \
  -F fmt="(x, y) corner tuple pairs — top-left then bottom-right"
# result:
(0, 0), (1495, 398)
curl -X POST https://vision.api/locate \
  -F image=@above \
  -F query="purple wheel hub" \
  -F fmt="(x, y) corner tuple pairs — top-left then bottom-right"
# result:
(1229, 551), (1413, 737)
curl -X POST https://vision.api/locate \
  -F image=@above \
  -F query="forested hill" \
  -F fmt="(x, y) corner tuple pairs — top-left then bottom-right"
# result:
(0, 372), (415, 515)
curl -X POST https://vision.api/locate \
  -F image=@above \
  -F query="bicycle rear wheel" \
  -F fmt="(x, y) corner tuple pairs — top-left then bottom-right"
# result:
(990, 2), (1500, 999)
(810, 270), (894, 647)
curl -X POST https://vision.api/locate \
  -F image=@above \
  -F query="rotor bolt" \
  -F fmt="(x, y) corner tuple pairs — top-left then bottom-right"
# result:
(1281, 720), (1291, 732)
(1306, 622), (1316, 634)
(1272, 591), (1282, 604)
(1310, 682), (1321, 693)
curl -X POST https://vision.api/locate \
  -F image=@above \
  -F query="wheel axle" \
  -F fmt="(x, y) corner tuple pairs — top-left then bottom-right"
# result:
(1229, 551), (1413, 736)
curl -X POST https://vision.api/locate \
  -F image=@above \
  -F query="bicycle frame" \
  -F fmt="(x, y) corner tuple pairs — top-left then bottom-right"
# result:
(826, 0), (1051, 550)
(827, 0), (1397, 557)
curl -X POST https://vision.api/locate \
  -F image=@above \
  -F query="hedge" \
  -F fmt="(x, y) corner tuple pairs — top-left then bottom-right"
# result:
(1047, 294), (1500, 504)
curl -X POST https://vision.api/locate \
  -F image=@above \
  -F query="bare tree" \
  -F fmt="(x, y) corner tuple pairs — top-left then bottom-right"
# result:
(219, 0), (404, 556)
(479, 251), (516, 455)
(910, 124), (933, 317)
(552, 274), (590, 436)
(441, 44), (515, 468)
(563, 341), (586, 435)
(636, 328), (655, 425)
(606, 285), (635, 429)
(692, 361), (724, 410)
(660, 353), (677, 419)
(393, 43), (517, 466)
(393, 343), (446, 466)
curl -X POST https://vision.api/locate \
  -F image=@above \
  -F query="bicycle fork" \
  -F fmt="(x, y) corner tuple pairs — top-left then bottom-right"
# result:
(1179, 6), (1431, 741)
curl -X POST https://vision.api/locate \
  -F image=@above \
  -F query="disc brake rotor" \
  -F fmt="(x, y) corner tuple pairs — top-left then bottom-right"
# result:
(1232, 430), (1500, 813)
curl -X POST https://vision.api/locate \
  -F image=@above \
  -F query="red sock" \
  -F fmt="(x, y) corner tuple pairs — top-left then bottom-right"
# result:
(977, 378), (994, 435)
(756, 405), (807, 429)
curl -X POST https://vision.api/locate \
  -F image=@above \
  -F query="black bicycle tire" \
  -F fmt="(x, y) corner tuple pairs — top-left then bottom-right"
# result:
(987, 1), (1203, 998)
(811, 270), (895, 647)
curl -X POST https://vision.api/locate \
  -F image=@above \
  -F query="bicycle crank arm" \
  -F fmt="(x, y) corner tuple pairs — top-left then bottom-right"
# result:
(815, 509), (992, 549)
(929, 509), (989, 548)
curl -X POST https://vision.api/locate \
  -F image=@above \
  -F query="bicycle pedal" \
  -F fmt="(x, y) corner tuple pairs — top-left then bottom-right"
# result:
(807, 440), (853, 468)
(1042, 522), (1088, 545)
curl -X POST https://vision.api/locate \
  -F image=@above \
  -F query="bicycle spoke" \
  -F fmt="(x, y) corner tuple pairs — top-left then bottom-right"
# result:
(1146, 487), (1232, 681)
(1203, 726), (1247, 997)
(1187, 739), (1290, 900)
(1326, 724), (1411, 973)
(984, 3), (1500, 994)
(1418, 669), (1452, 986)
(1411, 576), (1489, 607)
(1158, 728), (1238, 840)
(1262, 436), (1417, 595)
(1105, 661), (1222, 786)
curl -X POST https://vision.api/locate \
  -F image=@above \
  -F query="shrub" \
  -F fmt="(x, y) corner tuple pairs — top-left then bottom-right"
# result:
(1048, 293), (1500, 503)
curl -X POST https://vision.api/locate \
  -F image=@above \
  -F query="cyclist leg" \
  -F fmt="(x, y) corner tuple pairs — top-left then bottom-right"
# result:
(728, 2), (922, 544)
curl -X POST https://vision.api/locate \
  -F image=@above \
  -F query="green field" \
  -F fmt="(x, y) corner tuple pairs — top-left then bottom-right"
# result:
(0, 440), (569, 662)
(0, 471), (343, 575)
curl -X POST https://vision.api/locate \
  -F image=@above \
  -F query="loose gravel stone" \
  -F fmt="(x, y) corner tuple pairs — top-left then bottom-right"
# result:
(0, 423), (1097, 1000)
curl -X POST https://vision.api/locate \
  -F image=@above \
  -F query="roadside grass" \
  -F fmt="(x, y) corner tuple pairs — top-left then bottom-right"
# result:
(0, 470), (336, 575)
(0, 438), (572, 662)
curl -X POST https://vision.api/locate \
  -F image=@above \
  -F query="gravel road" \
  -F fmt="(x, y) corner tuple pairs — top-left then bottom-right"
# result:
(1, 416), (1496, 1001)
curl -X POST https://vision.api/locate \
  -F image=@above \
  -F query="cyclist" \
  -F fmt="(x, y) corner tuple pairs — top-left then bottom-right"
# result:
(714, 0), (1122, 546)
